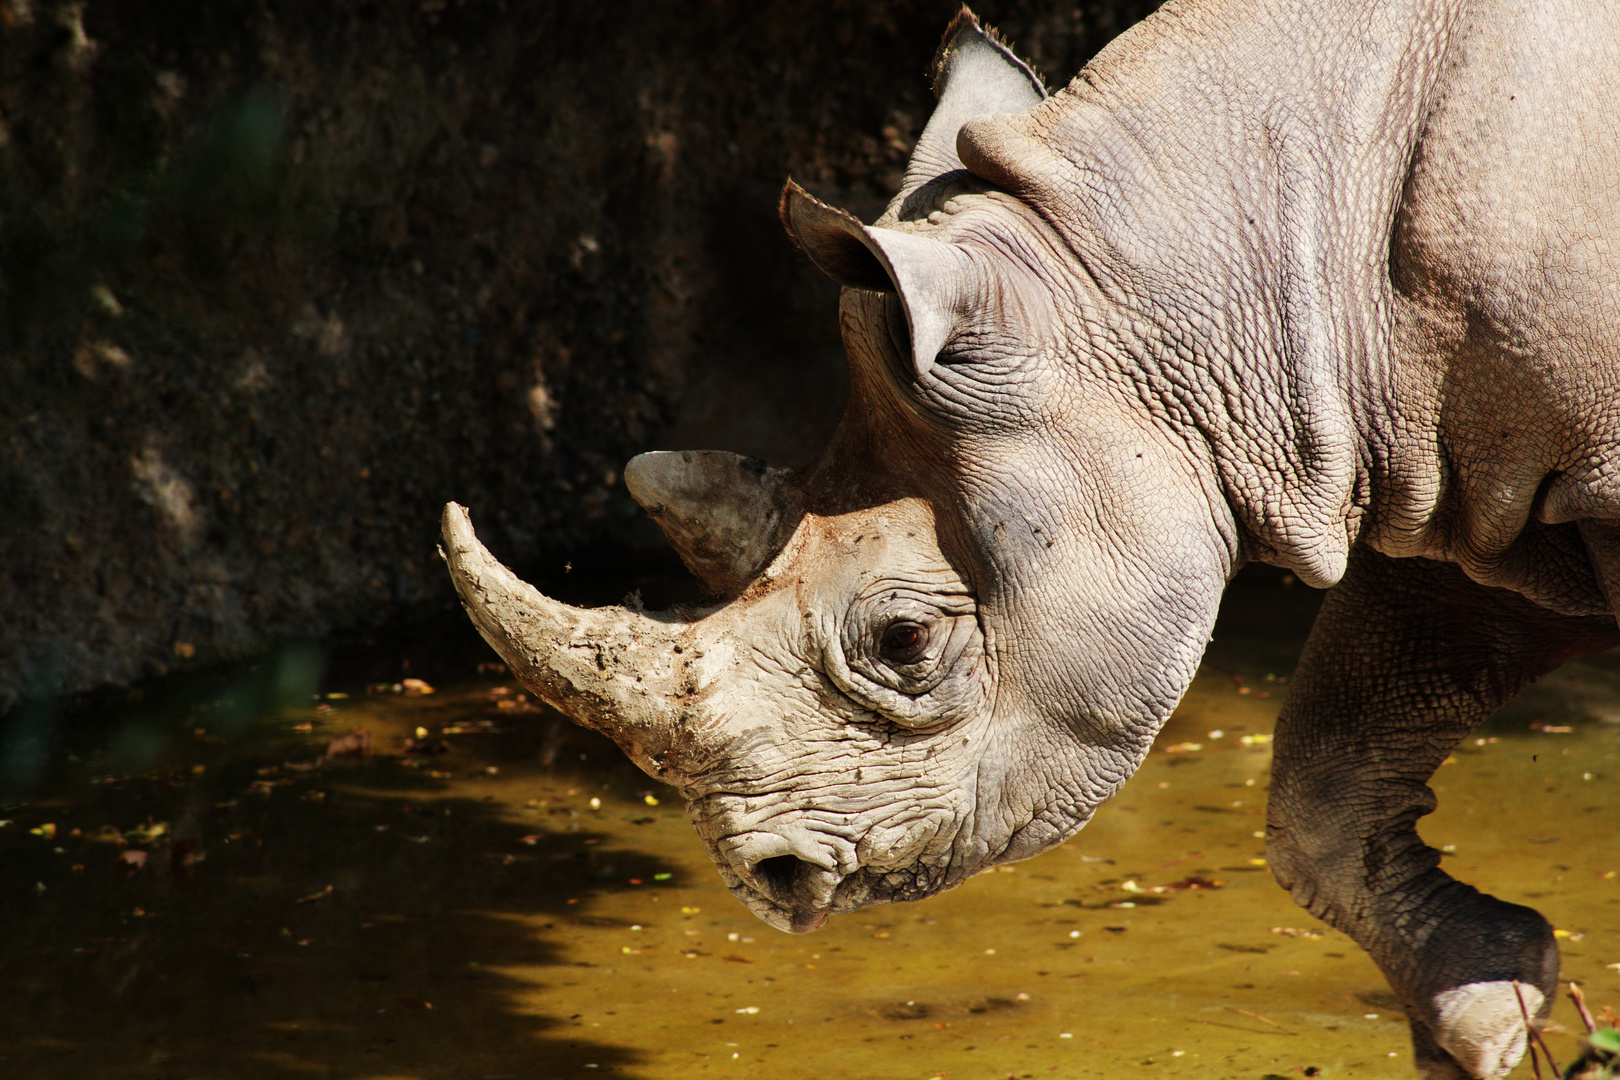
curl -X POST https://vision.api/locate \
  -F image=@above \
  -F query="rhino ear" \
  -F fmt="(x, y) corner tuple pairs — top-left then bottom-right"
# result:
(902, 9), (1046, 196)
(778, 184), (893, 292)
(623, 450), (801, 597)
(780, 181), (970, 379)
(857, 228), (969, 379)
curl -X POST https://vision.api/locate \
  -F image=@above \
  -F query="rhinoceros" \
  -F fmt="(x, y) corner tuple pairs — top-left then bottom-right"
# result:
(441, 4), (1620, 1077)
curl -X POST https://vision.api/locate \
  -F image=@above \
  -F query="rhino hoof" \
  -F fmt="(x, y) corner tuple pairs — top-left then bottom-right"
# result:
(1429, 981), (1541, 1079)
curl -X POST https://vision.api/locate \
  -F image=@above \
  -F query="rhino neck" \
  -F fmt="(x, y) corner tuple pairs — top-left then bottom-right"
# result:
(1011, 0), (1467, 588)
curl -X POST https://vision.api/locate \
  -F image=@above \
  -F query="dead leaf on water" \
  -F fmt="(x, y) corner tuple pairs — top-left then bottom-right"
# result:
(326, 730), (372, 758)
(1163, 875), (1224, 890)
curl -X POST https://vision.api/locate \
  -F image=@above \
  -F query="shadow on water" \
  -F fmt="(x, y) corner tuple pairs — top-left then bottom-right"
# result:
(0, 597), (685, 1079)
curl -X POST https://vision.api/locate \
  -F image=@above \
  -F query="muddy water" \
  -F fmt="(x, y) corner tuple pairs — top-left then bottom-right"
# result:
(1, 605), (1617, 1079)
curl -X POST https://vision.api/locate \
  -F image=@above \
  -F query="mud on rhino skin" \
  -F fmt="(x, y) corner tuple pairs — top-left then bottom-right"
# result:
(443, 5), (1620, 1078)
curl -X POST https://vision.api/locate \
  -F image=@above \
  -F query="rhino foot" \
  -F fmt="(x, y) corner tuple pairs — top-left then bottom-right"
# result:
(1423, 981), (1541, 1080)
(1410, 1015), (1473, 1080)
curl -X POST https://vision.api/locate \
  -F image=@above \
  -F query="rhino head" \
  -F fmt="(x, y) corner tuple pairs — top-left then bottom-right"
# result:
(442, 12), (1243, 934)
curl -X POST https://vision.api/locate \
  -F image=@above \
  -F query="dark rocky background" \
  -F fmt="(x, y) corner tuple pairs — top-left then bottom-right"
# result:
(0, 0), (1158, 713)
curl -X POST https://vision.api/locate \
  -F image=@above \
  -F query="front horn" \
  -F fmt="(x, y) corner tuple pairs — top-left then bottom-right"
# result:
(440, 502), (686, 778)
(623, 450), (800, 597)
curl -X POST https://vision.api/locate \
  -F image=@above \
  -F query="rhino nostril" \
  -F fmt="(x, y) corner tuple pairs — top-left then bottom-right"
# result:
(753, 854), (810, 895)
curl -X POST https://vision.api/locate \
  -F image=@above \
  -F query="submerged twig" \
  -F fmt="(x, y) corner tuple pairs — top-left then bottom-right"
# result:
(1515, 981), (1546, 1080)
(1571, 982), (1599, 1035)
(1224, 1005), (1298, 1035)
(1514, 980), (1562, 1079)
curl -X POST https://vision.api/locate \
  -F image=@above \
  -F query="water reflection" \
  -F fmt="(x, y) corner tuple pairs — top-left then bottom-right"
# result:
(0, 574), (1616, 1079)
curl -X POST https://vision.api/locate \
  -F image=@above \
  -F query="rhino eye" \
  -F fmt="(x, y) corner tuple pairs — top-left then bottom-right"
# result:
(880, 621), (929, 664)
(834, 585), (981, 726)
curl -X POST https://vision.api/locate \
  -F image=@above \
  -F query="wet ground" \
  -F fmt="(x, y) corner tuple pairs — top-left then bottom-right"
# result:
(1, 571), (1617, 1079)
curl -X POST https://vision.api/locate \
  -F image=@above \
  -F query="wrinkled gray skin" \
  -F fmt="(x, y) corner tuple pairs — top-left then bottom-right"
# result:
(441, 4), (1620, 1077)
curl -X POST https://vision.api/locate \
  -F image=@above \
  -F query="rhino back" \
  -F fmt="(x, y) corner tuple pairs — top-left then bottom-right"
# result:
(982, 0), (1619, 612)
(981, 0), (1467, 587)
(1379, 0), (1620, 609)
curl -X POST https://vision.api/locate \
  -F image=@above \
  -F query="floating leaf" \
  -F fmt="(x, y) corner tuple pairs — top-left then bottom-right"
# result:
(325, 730), (372, 758)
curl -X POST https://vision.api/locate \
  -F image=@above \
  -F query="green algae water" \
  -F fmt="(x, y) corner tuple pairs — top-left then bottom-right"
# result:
(1, 594), (1617, 1079)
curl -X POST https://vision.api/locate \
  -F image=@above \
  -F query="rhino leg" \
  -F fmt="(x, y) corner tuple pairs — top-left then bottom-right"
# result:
(1264, 549), (1618, 1079)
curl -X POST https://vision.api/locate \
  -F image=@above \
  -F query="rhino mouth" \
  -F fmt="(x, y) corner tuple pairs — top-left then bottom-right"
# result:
(714, 847), (955, 934)
(712, 854), (838, 934)
(690, 786), (969, 933)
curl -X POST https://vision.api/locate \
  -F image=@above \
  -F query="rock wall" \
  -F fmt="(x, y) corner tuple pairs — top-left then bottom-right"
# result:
(0, 0), (1155, 711)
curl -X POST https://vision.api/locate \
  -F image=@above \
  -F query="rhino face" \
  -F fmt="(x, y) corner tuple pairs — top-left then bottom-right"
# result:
(673, 497), (994, 932)
(440, 12), (1240, 933)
